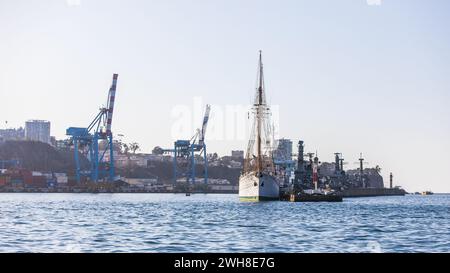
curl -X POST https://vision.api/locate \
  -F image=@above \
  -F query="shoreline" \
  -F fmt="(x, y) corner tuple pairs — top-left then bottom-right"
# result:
(0, 188), (238, 194)
(1, 187), (445, 195)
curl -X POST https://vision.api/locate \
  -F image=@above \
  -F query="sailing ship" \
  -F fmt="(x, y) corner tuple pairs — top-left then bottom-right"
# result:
(239, 51), (280, 201)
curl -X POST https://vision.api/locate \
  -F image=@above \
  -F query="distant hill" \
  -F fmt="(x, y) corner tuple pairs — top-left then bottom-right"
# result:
(346, 168), (384, 188)
(0, 141), (242, 184)
(0, 140), (89, 173)
(118, 161), (242, 185)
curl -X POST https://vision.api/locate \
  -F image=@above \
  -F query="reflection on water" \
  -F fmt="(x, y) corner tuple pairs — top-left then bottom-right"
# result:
(0, 193), (449, 253)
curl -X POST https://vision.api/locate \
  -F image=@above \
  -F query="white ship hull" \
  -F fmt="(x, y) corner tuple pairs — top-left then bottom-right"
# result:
(238, 172), (280, 201)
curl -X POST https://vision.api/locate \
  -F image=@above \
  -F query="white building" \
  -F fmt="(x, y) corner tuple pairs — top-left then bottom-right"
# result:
(104, 152), (148, 168)
(231, 150), (244, 159)
(208, 178), (231, 185)
(125, 178), (158, 189)
(25, 120), (51, 144)
(146, 154), (172, 162)
(0, 127), (25, 141)
(209, 185), (239, 191)
(273, 138), (293, 162)
(228, 160), (242, 169)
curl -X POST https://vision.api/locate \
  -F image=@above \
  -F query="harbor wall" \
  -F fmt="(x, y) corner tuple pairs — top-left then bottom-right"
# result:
(343, 188), (406, 197)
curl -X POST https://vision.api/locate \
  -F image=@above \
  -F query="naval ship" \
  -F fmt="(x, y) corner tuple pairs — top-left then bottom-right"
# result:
(239, 51), (279, 201)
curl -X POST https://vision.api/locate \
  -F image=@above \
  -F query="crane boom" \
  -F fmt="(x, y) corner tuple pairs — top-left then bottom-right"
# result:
(106, 74), (118, 135)
(199, 104), (211, 146)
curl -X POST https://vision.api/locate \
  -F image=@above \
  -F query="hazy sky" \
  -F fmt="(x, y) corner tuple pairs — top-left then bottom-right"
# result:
(1, 0), (449, 192)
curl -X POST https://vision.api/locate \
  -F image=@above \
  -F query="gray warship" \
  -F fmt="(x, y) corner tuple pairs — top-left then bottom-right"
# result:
(276, 140), (407, 199)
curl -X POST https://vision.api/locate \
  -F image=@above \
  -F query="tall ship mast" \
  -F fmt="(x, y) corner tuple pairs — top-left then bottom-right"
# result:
(239, 51), (279, 201)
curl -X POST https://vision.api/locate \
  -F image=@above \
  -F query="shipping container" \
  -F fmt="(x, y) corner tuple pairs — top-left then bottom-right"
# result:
(0, 176), (11, 186)
(30, 176), (47, 188)
(23, 173), (33, 185)
(10, 179), (23, 185)
(13, 169), (33, 185)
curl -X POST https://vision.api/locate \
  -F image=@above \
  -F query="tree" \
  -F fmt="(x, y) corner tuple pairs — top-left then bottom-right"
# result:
(122, 143), (129, 155)
(112, 140), (123, 152)
(129, 142), (140, 154)
(152, 146), (164, 155)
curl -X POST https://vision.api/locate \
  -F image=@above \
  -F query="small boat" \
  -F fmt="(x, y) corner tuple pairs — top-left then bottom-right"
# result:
(421, 191), (433, 196)
(185, 192), (191, 196)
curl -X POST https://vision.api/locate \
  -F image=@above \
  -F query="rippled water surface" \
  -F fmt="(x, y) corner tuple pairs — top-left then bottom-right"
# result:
(0, 193), (449, 252)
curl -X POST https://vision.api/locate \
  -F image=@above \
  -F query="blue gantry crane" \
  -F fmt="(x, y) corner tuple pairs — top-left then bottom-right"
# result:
(66, 74), (119, 183)
(172, 104), (211, 185)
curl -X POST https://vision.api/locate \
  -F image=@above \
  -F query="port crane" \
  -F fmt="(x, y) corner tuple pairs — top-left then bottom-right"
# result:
(66, 74), (119, 183)
(172, 104), (211, 185)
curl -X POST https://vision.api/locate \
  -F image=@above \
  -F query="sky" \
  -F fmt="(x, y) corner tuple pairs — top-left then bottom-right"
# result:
(1, 0), (449, 192)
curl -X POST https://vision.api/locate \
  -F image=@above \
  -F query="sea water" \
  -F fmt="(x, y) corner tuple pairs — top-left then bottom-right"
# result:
(0, 193), (448, 253)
